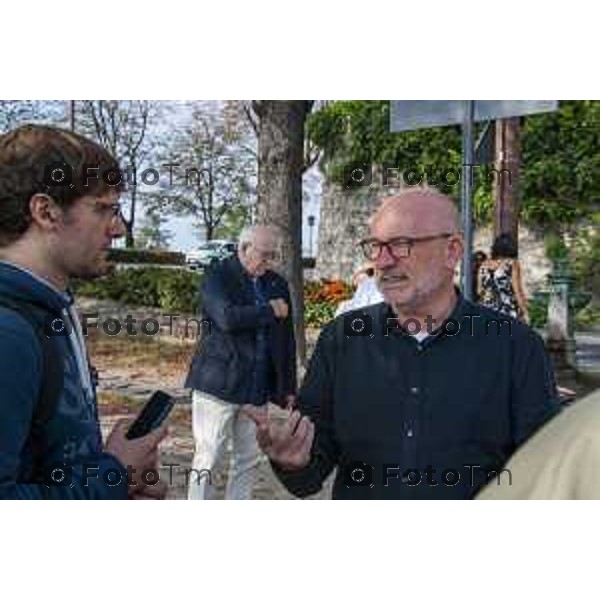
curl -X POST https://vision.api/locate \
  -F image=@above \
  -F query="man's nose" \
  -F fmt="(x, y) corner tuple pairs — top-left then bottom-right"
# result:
(110, 213), (127, 238)
(374, 244), (398, 269)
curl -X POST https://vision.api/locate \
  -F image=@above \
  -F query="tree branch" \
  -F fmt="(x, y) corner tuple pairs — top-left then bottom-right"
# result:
(244, 102), (259, 136)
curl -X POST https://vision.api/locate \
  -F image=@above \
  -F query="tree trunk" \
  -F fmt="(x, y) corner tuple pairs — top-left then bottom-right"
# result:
(254, 101), (311, 365)
(493, 117), (522, 253)
(206, 223), (215, 241)
(125, 224), (134, 248)
(125, 186), (137, 248)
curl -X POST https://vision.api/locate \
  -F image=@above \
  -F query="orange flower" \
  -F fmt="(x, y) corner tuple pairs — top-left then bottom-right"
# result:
(304, 279), (352, 306)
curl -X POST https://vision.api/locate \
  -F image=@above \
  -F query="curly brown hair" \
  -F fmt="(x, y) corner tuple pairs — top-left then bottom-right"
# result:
(0, 124), (125, 246)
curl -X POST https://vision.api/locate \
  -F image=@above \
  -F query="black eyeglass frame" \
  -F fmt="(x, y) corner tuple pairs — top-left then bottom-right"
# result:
(359, 232), (456, 260)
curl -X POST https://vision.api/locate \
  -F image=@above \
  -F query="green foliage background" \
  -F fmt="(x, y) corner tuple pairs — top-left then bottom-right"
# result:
(74, 267), (202, 314)
(308, 100), (600, 228)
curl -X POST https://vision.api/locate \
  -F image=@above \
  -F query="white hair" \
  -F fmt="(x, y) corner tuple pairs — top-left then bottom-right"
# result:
(238, 225), (280, 250)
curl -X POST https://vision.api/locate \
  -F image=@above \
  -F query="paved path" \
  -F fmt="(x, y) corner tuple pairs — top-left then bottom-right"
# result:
(576, 332), (600, 372)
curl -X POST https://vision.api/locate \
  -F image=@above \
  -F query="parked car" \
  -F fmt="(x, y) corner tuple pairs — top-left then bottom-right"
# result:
(185, 240), (237, 269)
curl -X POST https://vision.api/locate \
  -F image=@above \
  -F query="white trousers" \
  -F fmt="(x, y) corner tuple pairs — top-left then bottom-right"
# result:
(188, 390), (261, 500)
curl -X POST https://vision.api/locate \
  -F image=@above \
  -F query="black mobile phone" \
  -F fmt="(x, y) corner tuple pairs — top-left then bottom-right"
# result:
(126, 390), (175, 440)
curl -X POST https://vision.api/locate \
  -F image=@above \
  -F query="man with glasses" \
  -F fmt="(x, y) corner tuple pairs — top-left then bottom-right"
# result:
(185, 225), (296, 499)
(249, 188), (560, 499)
(0, 125), (167, 500)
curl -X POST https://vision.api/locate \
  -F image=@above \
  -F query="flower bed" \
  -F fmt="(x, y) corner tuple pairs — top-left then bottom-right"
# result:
(304, 279), (353, 328)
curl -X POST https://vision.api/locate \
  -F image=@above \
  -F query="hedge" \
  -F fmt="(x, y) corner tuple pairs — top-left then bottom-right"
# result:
(73, 271), (353, 327)
(73, 267), (202, 314)
(107, 248), (186, 266)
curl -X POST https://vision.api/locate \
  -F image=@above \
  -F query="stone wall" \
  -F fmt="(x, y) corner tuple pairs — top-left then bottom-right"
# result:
(316, 175), (404, 282)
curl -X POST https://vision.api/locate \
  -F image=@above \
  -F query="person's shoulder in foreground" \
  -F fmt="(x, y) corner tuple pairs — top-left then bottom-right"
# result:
(477, 387), (600, 500)
(0, 260), (127, 500)
(0, 124), (167, 500)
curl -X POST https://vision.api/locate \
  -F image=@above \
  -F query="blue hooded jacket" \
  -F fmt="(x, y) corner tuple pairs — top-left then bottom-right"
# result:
(0, 261), (128, 499)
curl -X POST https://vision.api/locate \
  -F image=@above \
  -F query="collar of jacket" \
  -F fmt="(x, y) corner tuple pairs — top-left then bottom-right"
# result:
(380, 287), (472, 342)
(229, 256), (276, 286)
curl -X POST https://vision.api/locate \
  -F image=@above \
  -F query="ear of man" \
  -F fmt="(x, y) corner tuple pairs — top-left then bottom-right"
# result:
(29, 193), (62, 228)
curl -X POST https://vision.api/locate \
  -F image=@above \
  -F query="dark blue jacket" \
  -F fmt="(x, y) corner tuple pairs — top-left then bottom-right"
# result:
(0, 262), (128, 499)
(185, 257), (296, 406)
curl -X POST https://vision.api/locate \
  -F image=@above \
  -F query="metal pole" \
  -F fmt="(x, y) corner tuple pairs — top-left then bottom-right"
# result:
(461, 100), (475, 301)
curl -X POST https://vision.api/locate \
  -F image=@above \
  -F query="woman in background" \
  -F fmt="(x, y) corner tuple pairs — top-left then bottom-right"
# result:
(477, 233), (529, 323)
(335, 262), (384, 317)
(478, 234), (575, 403)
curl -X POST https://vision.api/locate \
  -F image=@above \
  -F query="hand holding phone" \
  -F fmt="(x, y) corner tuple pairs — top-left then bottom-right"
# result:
(126, 390), (175, 440)
(104, 393), (172, 493)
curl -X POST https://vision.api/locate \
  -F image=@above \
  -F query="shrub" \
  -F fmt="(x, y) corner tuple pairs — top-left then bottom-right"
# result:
(576, 305), (600, 327)
(73, 267), (202, 314)
(528, 294), (548, 328)
(107, 248), (186, 266)
(75, 273), (357, 328)
(304, 279), (353, 327)
(157, 269), (202, 313)
(304, 279), (352, 304)
(571, 215), (600, 304)
(305, 301), (337, 328)
(544, 232), (569, 262)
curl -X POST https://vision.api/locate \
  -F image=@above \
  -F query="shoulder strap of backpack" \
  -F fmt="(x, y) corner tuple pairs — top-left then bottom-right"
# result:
(0, 297), (64, 424)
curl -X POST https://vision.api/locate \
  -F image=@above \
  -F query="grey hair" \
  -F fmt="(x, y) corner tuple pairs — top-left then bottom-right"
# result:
(238, 225), (280, 251)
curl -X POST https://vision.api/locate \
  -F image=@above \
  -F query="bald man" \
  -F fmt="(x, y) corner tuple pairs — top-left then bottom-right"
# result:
(249, 188), (560, 499)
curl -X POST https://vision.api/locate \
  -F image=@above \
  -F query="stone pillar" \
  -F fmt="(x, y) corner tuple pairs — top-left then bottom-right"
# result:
(545, 259), (577, 379)
(316, 181), (372, 281)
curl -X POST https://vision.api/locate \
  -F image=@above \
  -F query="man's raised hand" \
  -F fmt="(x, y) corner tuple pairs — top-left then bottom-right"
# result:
(245, 407), (314, 471)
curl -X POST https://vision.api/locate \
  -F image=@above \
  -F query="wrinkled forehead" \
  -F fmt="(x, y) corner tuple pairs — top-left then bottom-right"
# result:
(369, 205), (428, 238)
(369, 194), (458, 238)
(252, 229), (279, 249)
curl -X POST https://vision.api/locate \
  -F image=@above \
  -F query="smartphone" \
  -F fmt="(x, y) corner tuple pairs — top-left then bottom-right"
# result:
(126, 390), (175, 440)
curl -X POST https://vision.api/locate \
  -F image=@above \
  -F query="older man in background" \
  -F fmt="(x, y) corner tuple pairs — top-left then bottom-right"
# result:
(185, 225), (296, 500)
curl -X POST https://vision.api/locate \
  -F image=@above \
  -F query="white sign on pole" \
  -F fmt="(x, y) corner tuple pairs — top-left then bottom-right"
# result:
(388, 99), (559, 301)
(390, 100), (558, 132)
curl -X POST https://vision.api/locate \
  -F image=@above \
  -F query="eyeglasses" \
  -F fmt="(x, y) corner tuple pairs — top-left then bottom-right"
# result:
(359, 233), (455, 261)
